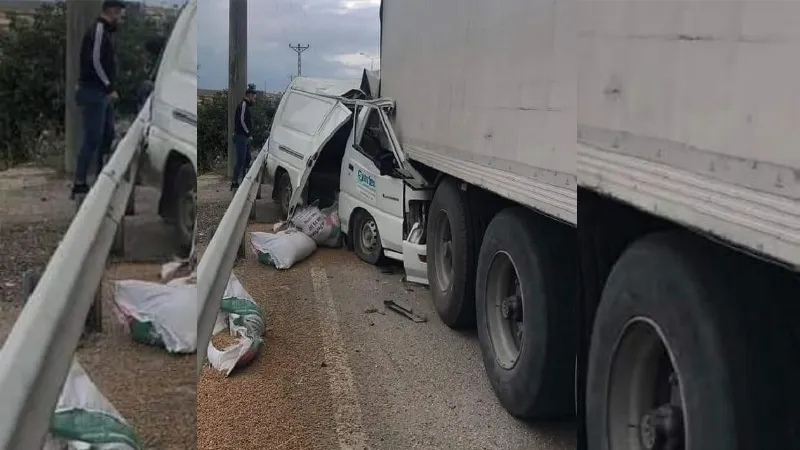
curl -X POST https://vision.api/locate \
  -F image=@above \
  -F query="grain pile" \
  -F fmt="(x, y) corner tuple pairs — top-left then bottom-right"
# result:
(197, 223), (339, 450)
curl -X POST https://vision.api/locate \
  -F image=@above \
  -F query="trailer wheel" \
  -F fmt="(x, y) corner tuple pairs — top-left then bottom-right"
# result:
(476, 207), (576, 418)
(352, 210), (384, 265)
(427, 178), (482, 328)
(587, 231), (794, 450)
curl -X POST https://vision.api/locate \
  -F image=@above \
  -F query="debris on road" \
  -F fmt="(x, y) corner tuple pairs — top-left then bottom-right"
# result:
(383, 299), (427, 323)
(251, 230), (316, 269)
(207, 274), (265, 376)
(44, 359), (141, 450)
(112, 279), (197, 353)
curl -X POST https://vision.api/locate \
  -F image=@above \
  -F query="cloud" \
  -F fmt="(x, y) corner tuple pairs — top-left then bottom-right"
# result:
(198, 0), (380, 91)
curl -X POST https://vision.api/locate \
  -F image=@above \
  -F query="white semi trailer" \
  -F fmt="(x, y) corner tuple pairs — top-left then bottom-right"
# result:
(378, 0), (579, 420)
(578, 1), (800, 449)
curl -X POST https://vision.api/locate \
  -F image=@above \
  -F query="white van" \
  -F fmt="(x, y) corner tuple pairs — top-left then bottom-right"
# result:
(138, 0), (197, 257)
(263, 73), (430, 282)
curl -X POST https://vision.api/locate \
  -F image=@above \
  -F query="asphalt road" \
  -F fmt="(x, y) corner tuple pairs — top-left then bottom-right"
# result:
(197, 174), (576, 450)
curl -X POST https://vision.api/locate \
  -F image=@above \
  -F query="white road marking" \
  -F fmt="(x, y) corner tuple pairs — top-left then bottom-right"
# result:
(310, 262), (369, 450)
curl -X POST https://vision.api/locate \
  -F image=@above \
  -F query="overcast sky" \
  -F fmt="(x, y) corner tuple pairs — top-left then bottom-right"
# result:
(198, 0), (380, 91)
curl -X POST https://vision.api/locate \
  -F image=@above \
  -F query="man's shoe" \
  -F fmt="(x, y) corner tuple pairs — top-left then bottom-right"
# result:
(70, 183), (89, 200)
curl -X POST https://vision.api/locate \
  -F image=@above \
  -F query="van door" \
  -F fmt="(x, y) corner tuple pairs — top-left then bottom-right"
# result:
(275, 91), (353, 216)
(339, 105), (407, 253)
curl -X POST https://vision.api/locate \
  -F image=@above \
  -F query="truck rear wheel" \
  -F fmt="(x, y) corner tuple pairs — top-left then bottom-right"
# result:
(426, 178), (482, 328)
(476, 207), (576, 418)
(587, 232), (794, 450)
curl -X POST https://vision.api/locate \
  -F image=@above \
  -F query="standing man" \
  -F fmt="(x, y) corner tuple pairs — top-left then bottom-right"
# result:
(232, 87), (257, 191)
(72, 0), (126, 198)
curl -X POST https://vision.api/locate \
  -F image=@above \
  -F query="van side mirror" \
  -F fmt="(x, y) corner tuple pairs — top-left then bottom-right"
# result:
(377, 152), (394, 176)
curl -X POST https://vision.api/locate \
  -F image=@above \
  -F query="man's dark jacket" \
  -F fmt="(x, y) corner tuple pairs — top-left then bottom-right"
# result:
(234, 98), (253, 137)
(79, 17), (117, 93)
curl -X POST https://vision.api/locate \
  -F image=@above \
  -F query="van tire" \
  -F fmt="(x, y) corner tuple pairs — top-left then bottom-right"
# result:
(476, 208), (576, 418)
(274, 171), (292, 218)
(586, 232), (796, 450)
(352, 210), (384, 265)
(173, 162), (196, 258)
(427, 178), (482, 329)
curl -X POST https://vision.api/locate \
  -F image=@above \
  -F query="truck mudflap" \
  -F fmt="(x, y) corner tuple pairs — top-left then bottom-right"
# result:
(402, 221), (428, 285)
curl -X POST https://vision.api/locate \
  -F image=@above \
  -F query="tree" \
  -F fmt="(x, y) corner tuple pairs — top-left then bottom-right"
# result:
(197, 84), (279, 174)
(0, 1), (179, 166)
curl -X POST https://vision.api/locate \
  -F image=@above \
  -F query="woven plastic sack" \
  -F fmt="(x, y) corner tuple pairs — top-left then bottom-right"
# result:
(43, 359), (141, 450)
(250, 229), (316, 269)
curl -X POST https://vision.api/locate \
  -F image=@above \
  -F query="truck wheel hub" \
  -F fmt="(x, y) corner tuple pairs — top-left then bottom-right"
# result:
(639, 405), (684, 450)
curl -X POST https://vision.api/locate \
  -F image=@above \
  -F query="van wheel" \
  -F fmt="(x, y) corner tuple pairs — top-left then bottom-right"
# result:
(587, 232), (795, 450)
(275, 171), (292, 218)
(427, 178), (483, 328)
(476, 207), (576, 418)
(173, 162), (196, 258)
(352, 210), (384, 265)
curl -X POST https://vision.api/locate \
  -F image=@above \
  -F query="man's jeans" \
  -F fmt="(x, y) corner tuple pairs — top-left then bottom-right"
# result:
(233, 134), (251, 184)
(74, 87), (114, 186)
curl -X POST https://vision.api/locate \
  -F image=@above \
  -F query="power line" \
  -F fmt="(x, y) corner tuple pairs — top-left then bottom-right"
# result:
(288, 43), (310, 77)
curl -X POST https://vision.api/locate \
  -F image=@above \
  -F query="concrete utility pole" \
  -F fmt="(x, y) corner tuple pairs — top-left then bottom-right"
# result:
(65, 1), (102, 174)
(227, 0), (247, 179)
(289, 43), (309, 77)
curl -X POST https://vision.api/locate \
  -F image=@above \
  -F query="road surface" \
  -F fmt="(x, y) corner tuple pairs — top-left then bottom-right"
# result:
(196, 174), (576, 450)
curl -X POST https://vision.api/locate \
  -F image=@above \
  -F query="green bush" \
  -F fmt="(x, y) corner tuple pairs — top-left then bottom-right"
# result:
(0, 1), (179, 166)
(197, 84), (278, 174)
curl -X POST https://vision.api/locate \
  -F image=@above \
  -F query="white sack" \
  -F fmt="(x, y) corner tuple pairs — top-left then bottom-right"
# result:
(250, 230), (316, 269)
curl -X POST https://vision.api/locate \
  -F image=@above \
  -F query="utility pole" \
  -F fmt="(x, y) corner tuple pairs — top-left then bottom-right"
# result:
(289, 43), (309, 77)
(228, 0), (247, 179)
(65, 1), (102, 174)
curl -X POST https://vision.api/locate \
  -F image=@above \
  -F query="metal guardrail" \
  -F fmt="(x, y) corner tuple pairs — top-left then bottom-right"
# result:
(0, 97), (150, 449)
(196, 143), (267, 375)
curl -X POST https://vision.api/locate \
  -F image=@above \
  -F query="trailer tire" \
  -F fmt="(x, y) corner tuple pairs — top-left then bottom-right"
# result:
(476, 207), (576, 418)
(587, 231), (795, 450)
(427, 178), (481, 328)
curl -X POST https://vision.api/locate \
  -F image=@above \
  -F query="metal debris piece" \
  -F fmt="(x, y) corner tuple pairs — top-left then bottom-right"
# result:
(383, 299), (426, 323)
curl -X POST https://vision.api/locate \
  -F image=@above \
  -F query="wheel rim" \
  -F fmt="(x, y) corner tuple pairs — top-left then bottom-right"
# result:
(485, 251), (524, 369)
(359, 218), (379, 254)
(433, 212), (454, 291)
(180, 187), (196, 238)
(607, 318), (687, 450)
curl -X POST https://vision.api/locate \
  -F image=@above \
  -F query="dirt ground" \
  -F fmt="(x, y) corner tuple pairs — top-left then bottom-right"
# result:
(0, 165), (196, 449)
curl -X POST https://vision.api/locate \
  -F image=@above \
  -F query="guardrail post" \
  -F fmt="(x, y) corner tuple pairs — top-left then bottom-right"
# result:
(124, 180), (135, 216)
(86, 278), (104, 333)
(111, 216), (125, 257)
(238, 229), (248, 259)
(255, 168), (263, 200)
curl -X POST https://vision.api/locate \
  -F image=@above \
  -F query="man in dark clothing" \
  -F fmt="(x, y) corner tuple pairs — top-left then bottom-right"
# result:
(232, 88), (257, 191)
(72, 0), (126, 198)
